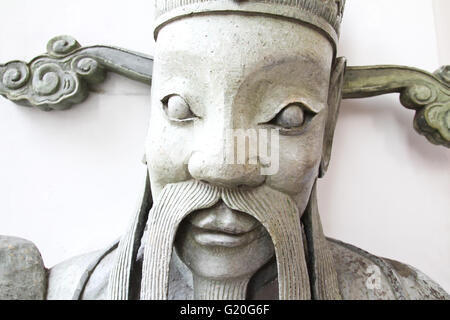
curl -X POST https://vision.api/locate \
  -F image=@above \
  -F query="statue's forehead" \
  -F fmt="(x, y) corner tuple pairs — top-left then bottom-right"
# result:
(154, 51), (331, 103)
(154, 14), (333, 70)
(153, 15), (333, 101)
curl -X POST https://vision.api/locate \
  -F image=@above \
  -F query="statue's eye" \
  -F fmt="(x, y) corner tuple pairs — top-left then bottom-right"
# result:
(271, 104), (306, 128)
(162, 95), (197, 122)
(270, 103), (316, 129)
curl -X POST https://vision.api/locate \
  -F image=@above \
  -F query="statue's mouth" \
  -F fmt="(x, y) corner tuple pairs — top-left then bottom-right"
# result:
(185, 200), (265, 248)
(188, 223), (264, 248)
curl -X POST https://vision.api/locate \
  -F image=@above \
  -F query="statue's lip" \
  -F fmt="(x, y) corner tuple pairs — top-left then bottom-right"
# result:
(188, 220), (259, 235)
(185, 201), (262, 247)
(186, 201), (260, 235)
(189, 224), (264, 248)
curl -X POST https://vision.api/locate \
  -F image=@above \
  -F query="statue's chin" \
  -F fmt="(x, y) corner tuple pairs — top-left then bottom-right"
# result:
(174, 219), (275, 281)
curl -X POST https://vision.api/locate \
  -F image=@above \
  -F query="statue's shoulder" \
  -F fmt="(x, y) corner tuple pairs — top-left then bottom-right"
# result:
(0, 236), (47, 300)
(45, 238), (450, 300)
(328, 238), (449, 300)
(47, 242), (118, 300)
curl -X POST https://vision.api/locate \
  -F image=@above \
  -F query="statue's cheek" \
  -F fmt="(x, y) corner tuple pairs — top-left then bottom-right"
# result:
(265, 132), (324, 197)
(145, 122), (194, 188)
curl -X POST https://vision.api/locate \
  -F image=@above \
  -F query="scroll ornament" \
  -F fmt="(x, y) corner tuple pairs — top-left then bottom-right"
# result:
(0, 36), (105, 111)
(343, 65), (450, 148)
(0, 35), (152, 111)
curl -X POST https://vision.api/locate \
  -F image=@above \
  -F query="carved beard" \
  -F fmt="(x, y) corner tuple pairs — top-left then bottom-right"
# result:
(138, 180), (311, 300)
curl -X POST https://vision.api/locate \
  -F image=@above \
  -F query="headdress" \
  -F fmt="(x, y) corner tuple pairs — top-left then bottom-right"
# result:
(154, 0), (346, 46)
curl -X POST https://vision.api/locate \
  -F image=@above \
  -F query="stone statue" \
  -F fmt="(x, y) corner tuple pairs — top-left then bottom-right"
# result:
(1, 0), (449, 300)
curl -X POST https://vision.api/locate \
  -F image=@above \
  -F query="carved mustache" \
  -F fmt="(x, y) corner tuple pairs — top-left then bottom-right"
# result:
(135, 180), (311, 300)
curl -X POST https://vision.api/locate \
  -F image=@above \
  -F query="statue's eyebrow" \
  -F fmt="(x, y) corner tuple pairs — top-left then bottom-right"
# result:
(259, 54), (324, 72)
(239, 56), (329, 121)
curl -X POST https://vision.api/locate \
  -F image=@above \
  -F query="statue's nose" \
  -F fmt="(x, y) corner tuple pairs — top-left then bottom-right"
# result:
(188, 149), (265, 189)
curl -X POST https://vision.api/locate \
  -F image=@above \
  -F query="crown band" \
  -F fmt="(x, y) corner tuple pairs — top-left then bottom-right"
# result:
(154, 0), (346, 46)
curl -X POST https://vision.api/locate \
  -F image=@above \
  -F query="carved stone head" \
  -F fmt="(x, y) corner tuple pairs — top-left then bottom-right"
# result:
(113, 0), (348, 300)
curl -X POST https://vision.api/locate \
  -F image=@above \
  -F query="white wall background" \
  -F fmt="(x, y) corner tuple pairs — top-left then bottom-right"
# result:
(0, 0), (449, 294)
(433, 0), (450, 66)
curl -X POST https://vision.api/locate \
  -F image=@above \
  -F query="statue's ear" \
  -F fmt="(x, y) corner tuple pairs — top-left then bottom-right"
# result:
(319, 57), (346, 178)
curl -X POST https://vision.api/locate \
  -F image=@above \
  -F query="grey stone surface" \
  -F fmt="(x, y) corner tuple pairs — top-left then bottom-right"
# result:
(329, 240), (450, 300)
(47, 242), (117, 300)
(0, 236), (46, 300)
(1, 0), (449, 300)
(46, 238), (450, 300)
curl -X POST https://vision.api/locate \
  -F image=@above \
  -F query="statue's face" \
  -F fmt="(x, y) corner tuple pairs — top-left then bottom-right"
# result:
(146, 15), (334, 281)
